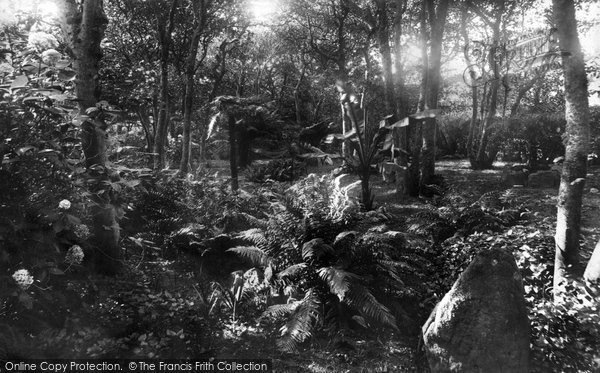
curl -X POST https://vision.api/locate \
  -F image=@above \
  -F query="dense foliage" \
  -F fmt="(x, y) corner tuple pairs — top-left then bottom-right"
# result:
(1, 0), (600, 370)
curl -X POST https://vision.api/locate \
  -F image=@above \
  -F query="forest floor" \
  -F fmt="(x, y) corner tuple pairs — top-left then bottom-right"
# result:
(27, 159), (600, 372)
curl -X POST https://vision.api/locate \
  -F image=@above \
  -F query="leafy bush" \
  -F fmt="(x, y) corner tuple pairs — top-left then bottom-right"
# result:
(514, 236), (600, 372)
(501, 114), (565, 164)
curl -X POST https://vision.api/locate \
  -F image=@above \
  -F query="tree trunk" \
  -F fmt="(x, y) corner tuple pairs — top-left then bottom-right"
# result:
(393, 0), (409, 166)
(180, 1), (206, 174)
(59, 0), (121, 275)
(552, 0), (590, 297)
(137, 107), (154, 152)
(375, 0), (397, 118)
(460, 9), (478, 155)
(294, 63), (306, 125)
(474, 8), (503, 169)
(413, 1), (428, 191)
(584, 239), (600, 283)
(421, 0), (449, 185)
(228, 114), (239, 191)
(406, 118), (423, 197)
(152, 0), (178, 170)
(393, 0), (407, 117)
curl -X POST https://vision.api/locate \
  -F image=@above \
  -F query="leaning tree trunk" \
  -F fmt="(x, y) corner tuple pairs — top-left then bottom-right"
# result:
(552, 0), (590, 297)
(421, 0), (449, 185)
(59, 0), (121, 275)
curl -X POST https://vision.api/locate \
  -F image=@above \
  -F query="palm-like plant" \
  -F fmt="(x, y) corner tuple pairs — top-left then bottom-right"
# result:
(331, 82), (389, 211)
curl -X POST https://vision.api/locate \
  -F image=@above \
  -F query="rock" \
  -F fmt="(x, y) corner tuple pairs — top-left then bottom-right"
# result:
(553, 156), (565, 164)
(422, 248), (529, 373)
(527, 170), (560, 188)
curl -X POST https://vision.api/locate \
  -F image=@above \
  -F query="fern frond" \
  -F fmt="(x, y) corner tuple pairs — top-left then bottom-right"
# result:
(374, 261), (406, 287)
(238, 213), (269, 230)
(263, 301), (301, 318)
(278, 263), (308, 279)
(317, 266), (360, 300)
(345, 284), (397, 329)
(227, 246), (270, 266)
(236, 229), (268, 248)
(277, 290), (321, 351)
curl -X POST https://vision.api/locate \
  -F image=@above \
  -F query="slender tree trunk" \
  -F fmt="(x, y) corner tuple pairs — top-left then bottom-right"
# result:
(393, 0), (407, 117)
(421, 0), (449, 185)
(407, 118), (423, 197)
(375, 0), (397, 117)
(59, 0), (121, 275)
(228, 114), (239, 191)
(153, 0), (178, 170)
(460, 9), (478, 156)
(137, 107), (154, 157)
(411, 1), (429, 192)
(552, 0), (590, 296)
(393, 0), (409, 166)
(474, 9), (503, 169)
(180, 1), (206, 174)
(294, 63), (306, 125)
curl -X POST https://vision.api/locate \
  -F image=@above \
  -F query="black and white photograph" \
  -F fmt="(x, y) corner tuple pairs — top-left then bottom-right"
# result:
(1, 0), (600, 371)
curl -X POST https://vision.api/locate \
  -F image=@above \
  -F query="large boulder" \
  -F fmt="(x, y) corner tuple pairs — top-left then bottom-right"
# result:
(422, 248), (529, 373)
